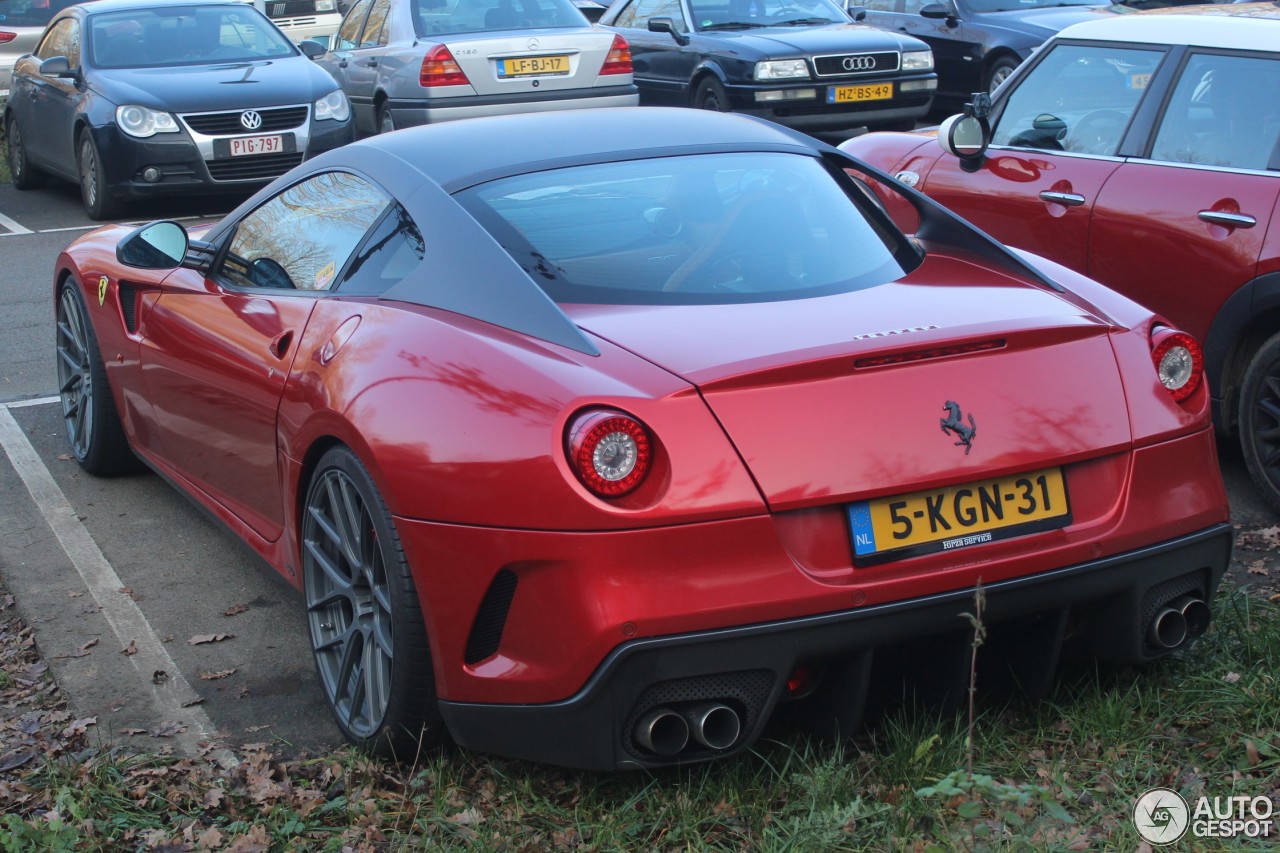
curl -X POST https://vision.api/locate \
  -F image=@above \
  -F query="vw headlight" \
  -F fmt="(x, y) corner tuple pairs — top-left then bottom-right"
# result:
(116, 105), (179, 138)
(314, 89), (350, 122)
(902, 50), (933, 72)
(754, 59), (810, 81)
(315, 0), (338, 9)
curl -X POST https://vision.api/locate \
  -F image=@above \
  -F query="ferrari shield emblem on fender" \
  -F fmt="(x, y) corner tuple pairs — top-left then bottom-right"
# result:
(98, 276), (109, 306)
(941, 401), (976, 454)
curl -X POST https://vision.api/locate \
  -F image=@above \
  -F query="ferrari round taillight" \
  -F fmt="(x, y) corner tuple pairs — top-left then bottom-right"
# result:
(1150, 327), (1203, 402)
(567, 410), (652, 497)
(420, 44), (468, 87)
(601, 35), (633, 76)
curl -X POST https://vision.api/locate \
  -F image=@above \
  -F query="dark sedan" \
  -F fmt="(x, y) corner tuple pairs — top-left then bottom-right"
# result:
(4, 0), (354, 219)
(858, 0), (1119, 112)
(598, 0), (936, 132)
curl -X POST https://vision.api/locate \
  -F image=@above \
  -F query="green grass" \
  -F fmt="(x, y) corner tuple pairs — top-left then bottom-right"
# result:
(3, 586), (1277, 850)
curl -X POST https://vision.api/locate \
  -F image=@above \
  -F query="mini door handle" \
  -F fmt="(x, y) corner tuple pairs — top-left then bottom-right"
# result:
(1038, 191), (1086, 207)
(1198, 210), (1256, 229)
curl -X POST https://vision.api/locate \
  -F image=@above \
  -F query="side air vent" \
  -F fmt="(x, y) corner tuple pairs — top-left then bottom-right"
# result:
(118, 283), (138, 333)
(464, 569), (518, 665)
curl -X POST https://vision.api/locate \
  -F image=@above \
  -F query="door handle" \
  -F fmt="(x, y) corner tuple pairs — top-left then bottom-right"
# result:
(1038, 191), (1086, 207)
(1197, 210), (1256, 229)
(271, 331), (294, 359)
(338, 58), (349, 68)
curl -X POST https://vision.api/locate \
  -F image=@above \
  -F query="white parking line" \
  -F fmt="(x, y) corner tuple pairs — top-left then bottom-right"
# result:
(0, 211), (33, 236)
(0, 401), (238, 768)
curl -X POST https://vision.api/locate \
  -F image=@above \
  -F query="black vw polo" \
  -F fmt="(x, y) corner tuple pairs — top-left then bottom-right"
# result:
(598, 0), (936, 131)
(4, 0), (353, 219)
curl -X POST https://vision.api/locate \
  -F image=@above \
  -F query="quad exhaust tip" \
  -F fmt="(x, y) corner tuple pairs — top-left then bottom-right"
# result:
(684, 703), (741, 751)
(634, 708), (689, 756)
(633, 702), (743, 756)
(1147, 595), (1209, 650)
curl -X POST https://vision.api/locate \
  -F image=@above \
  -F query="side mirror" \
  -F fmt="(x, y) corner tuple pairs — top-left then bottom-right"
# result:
(116, 221), (189, 269)
(299, 39), (327, 59)
(39, 56), (76, 78)
(937, 113), (990, 170)
(845, 3), (867, 20)
(919, 2), (956, 23)
(648, 17), (690, 45)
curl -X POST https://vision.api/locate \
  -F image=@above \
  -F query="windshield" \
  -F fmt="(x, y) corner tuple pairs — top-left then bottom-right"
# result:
(458, 152), (920, 305)
(690, 0), (847, 29)
(412, 0), (587, 36)
(966, 0), (1108, 12)
(88, 6), (296, 68)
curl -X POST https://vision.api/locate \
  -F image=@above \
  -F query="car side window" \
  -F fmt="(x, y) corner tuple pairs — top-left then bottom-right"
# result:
(615, 0), (685, 30)
(335, 0), (374, 49)
(1149, 53), (1280, 172)
(862, 0), (898, 10)
(36, 18), (80, 65)
(218, 172), (391, 292)
(900, 0), (927, 14)
(992, 43), (1164, 156)
(361, 0), (391, 46)
(335, 205), (426, 295)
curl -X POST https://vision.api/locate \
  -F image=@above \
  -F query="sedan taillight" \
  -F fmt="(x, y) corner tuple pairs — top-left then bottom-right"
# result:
(0, 31), (17, 43)
(1150, 326), (1203, 402)
(600, 35), (632, 76)
(420, 44), (468, 87)
(566, 409), (652, 497)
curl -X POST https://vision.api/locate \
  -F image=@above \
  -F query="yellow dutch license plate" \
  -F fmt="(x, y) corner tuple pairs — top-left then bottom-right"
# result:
(848, 467), (1070, 563)
(498, 54), (570, 78)
(827, 82), (893, 104)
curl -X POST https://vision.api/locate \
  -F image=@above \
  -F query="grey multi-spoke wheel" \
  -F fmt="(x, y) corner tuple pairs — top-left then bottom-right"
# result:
(378, 106), (396, 135)
(78, 133), (121, 221)
(6, 114), (45, 190)
(55, 280), (134, 475)
(985, 56), (1019, 96)
(1240, 331), (1280, 513)
(302, 446), (444, 757)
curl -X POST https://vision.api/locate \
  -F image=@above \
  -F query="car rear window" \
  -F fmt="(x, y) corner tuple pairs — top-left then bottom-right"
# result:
(412, 0), (587, 35)
(458, 152), (921, 305)
(0, 0), (77, 27)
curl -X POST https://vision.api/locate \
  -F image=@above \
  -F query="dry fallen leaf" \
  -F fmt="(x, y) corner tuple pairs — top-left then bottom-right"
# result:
(188, 633), (234, 645)
(223, 603), (249, 617)
(1247, 740), (1261, 767)
(120, 728), (147, 736)
(181, 697), (206, 708)
(121, 639), (138, 656)
(199, 668), (237, 681)
(1225, 672), (1242, 684)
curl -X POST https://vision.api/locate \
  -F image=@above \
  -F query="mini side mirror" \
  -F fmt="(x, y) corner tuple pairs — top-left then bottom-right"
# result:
(937, 113), (990, 169)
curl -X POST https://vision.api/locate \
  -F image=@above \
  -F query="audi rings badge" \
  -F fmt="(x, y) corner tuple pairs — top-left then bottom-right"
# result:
(842, 56), (876, 72)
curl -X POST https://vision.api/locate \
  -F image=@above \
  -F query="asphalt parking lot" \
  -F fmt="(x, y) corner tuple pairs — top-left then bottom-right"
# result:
(1, 176), (1277, 763)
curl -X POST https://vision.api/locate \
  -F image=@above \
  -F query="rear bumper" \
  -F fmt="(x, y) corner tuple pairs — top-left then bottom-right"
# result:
(385, 86), (638, 127)
(440, 522), (1232, 769)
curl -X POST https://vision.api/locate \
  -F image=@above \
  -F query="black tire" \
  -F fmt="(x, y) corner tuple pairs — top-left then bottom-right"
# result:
(1239, 331), (1280, 513)
(78, 132), (122, 221)
(301, 446), (447, 758)
(378, 105), (395, 135)
(693, 77), (730, 112)
(6, 113), (45, 190)
(985, 56), (1019, 96)
(55, 280), (136, 476)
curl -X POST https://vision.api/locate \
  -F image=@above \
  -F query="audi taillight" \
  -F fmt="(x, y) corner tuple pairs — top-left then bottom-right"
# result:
(600, 35), (633, 76)
(420, 45), (468, 87)
(566, 409), (652, 497)
(1150, 326), (1203, 402)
